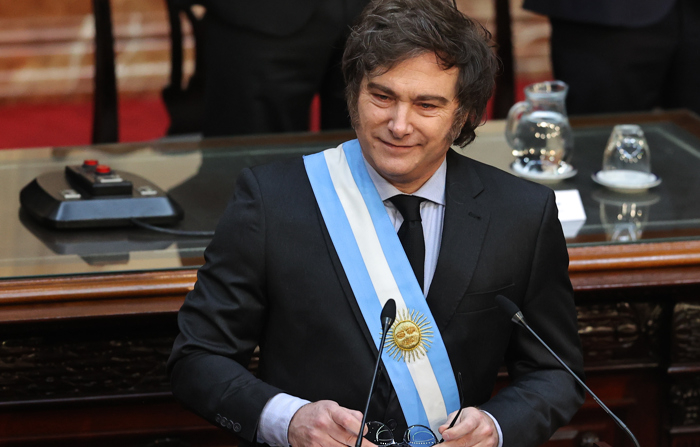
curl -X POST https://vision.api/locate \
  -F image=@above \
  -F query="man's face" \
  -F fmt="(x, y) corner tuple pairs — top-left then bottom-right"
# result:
(355, 52), (462, 193)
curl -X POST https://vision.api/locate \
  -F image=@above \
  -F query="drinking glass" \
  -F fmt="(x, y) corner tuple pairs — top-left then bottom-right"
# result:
(602, 125), (651, 174)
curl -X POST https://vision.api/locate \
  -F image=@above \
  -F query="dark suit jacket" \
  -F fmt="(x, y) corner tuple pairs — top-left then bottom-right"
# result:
(168, 148), (585, 447)
(203, 0), (321, 36)
(523, 0), (675, 27)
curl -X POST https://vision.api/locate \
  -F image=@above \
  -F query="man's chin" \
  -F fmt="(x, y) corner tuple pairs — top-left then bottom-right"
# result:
(374, 164), (417, 185)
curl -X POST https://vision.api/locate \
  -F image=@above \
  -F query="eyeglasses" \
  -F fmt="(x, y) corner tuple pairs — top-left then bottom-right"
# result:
(365, 421), (438, 447)
(364, 373), (464, 447)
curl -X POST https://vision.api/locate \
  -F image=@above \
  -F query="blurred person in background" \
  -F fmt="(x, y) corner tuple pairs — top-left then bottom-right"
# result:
(524, 0), (700, 115)
(201, 0), (369, 137)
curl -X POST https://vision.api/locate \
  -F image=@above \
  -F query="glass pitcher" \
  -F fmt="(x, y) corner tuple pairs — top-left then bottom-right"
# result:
(505, 80), (574, 177)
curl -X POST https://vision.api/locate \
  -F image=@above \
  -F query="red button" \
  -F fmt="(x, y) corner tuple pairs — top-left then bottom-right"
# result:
(83, 159), (99, 166)
(95, 164), (111, 174)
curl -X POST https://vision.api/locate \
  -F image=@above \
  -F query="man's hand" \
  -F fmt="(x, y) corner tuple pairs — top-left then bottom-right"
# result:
(288, 400), (373, 447)
(438, 407), (499, 447)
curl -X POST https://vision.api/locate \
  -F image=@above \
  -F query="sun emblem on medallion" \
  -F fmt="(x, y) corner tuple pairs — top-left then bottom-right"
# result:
(384, 308), (433, 362)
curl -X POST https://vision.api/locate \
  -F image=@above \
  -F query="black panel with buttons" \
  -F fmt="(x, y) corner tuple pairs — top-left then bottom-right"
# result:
(19, 160), (184, 229)
(65, 160), (133, 196)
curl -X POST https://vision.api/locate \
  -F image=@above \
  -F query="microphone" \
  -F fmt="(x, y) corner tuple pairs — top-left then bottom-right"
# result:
(380, 299), (397, 329)
(494, 295), (641, 447)
(355, 299), (396, 447)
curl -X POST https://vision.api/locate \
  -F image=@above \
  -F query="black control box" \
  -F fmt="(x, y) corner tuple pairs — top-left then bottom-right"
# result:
(20, 160), (184, 229)
(64, 160), (134, 196)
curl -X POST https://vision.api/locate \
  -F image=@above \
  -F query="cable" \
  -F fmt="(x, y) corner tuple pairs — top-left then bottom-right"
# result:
(130, 218), (215, 237)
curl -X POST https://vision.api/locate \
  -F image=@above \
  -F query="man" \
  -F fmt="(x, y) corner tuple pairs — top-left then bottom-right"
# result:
(168, 0), (585, 446)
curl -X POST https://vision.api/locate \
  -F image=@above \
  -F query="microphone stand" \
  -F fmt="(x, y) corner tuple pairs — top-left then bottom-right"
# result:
(519, 319), (640, 447)
(495, 295), (641, 447)
(355, 299), (396, 447)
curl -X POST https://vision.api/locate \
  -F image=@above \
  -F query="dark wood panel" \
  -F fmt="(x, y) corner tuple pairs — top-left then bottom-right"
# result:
(0, 399), (232, 447)
(570, 110), (700, 137)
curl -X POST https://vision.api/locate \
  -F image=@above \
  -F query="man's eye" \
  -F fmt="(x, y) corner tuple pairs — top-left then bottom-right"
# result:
(419, 103), (437, 110)
(373, 94), (390, 101)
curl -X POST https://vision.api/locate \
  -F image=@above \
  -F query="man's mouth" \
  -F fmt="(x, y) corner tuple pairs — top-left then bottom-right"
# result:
(379, 138), (414, 150)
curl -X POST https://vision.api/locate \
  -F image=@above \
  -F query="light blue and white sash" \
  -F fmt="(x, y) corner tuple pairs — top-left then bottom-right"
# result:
(303, 139), (459, 434)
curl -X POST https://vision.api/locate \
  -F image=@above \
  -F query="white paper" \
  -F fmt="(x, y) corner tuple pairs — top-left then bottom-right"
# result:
(554, 189), (586, 238)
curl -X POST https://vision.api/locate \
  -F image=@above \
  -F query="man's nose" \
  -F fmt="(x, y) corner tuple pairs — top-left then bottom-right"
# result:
(388, 103), (413, 138)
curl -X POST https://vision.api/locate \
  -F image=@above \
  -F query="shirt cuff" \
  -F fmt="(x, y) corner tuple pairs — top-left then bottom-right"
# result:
(257, 393), (311, 446)
(480, 410), (503, 447)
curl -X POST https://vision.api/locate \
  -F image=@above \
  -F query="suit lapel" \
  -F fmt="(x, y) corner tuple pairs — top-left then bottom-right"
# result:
(427, 150), (490, 331)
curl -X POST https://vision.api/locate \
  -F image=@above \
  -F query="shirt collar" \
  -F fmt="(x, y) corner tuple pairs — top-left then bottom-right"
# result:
(362, 155), (447, 206)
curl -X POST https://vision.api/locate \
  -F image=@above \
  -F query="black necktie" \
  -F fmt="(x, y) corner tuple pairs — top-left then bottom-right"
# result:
(389, 195), (426, 290)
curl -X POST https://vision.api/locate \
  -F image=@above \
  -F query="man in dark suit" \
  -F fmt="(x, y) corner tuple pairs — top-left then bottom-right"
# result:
(169, 0), (585, 446)
(523, 0), (700, 115)
(202, 0), (369, 137)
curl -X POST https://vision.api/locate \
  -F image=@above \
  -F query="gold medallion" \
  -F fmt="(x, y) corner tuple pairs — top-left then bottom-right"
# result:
(385, 308), (433, 362)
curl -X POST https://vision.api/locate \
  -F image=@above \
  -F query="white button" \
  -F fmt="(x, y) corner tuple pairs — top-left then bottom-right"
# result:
(97, 175), (124, 183)
(61, 189), (81, 200)
(137, 186), (158, 196)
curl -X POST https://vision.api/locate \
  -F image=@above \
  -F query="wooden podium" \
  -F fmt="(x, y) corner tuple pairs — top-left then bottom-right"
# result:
(2, 111), (700, 446)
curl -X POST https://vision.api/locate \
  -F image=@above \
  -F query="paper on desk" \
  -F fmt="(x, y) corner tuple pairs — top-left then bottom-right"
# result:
(554, 189), (586, 238)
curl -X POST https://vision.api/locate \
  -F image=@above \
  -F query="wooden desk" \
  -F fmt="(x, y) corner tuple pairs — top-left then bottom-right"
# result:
(2, 111), (700, 447)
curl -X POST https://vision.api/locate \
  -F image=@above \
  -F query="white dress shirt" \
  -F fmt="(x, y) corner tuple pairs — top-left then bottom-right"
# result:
(256, 155), (502, 447)
(365, 156), (446, 297)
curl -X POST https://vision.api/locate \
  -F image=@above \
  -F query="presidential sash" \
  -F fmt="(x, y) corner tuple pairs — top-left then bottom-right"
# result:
(303, 139), (459, 435)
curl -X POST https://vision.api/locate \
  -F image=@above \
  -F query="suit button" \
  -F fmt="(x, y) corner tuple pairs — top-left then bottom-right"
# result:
(233, 422), (242, 432)
(215, 414), (221, 424)
(386, 419), (398, 430)
(220, 416), (228, 427)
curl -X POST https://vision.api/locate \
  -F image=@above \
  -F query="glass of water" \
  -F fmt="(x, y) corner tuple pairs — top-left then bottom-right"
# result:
(602, 125), (651, 174)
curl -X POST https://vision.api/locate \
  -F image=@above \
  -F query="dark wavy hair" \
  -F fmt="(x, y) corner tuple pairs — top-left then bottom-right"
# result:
(342, 0), (499, 147)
